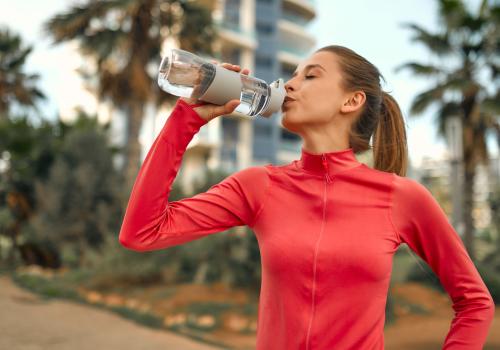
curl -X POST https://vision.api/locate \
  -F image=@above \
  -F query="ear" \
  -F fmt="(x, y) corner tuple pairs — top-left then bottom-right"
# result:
(340, 91), (366, 114)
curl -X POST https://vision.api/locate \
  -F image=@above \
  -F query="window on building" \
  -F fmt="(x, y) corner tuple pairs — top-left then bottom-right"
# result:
(255, 54), (273, 68)
(225, 0), (240, 26)
(254, 121), (273, 138)
(256, 21), (274, 35)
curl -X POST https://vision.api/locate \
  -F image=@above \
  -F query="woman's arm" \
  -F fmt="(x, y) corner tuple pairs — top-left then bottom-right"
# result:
(118, 98), (270, 252)
(390, 174), (495, 349)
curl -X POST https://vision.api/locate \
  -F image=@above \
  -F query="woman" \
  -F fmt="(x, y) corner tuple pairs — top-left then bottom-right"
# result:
(118, 45), (495, 349)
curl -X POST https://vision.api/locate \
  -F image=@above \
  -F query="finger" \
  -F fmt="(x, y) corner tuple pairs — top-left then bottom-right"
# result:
(224, 64), (238, 71)
(218, 99), (240, 115)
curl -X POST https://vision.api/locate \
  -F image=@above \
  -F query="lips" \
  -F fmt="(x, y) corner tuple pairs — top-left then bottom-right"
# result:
(282, 100), (295, 111)
(282, 96), (296, 110)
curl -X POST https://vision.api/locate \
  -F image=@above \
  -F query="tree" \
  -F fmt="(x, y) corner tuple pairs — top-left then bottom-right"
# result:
(44, 0), (219, 203)
(0, 115), (54, 266)
(25, 111), (123, 268)
(0, 27), (46, 117)
(396, 0), (500, 262)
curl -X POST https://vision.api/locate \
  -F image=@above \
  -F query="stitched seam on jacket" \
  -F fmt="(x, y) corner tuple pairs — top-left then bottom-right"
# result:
(248, 166), (273, 228)
(388, 173), (403, 244)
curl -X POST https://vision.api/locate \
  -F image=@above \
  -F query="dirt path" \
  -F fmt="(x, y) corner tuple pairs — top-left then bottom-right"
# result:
(0, 276), (222, 350)
(2, 273), (499, 350)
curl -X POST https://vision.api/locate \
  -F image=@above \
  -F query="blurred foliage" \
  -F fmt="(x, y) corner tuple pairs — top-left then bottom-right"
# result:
(75, 168), (264, 294)
(0, 107), (123, 270)
(397, 0), (500, 262)
(0, 26), (46, 116)
(44, 0), (220, 195)
(406, 256), (447, 293)
(22, 110), (124, 268)
(476, 261), (500, 304)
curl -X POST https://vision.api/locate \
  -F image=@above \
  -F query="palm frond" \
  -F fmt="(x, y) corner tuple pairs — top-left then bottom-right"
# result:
(400, 22), (453, 56)
(79, 28), (127, 62)
(482, 91), (500, 115)
(394, 62), (446, 77)
(437, 0), (468, 30)
(177, 1), (216, 56)
(409, 85), (447, 116)
(43, 0), (135, 44)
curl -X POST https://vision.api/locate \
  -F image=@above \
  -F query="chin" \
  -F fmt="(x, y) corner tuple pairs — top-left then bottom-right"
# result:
(281, 112), (303, 133)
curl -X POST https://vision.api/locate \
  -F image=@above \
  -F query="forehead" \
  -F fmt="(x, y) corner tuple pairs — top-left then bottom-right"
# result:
(293, 51), (336, 76)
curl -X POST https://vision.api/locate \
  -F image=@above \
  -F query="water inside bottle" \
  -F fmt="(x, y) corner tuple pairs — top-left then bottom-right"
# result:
(158, 58), (213, 98)
(234, 74), (271, 116)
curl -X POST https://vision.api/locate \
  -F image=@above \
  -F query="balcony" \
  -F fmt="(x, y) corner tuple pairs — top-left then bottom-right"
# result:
(278, 18), (316, 43)
(281, 10), (313, 27)
(278, 45), (313, 67)
(214, 18), (258, 50)
(282, 0), (316, 20)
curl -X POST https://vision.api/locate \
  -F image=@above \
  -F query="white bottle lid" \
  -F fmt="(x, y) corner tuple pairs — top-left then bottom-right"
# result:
(260, 78), (286, 118)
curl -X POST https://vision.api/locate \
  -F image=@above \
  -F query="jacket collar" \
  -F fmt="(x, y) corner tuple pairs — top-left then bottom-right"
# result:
(298, 147), (362, 177)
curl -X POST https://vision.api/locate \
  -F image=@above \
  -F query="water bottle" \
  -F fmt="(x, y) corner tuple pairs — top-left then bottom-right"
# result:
(158, 48), (286, 118)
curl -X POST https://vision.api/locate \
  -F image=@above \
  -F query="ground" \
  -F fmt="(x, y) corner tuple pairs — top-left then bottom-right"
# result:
(0, 275), (220, 350)
(1, 274), (499, 349)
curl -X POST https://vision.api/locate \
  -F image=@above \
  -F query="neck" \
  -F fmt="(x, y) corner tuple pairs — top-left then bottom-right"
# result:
(299, 118), (352, 155)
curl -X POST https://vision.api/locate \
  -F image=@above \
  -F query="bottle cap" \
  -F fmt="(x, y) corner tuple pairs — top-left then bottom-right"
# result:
(260, 78), (286, 118)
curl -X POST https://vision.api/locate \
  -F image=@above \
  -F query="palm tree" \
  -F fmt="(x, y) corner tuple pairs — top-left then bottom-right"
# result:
(0, 27), (46, 117)
(44, 0), (220, 201)
(396, 0), (499, 262)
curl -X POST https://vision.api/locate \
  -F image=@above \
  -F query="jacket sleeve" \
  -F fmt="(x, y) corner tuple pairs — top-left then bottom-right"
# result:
(390, 174), (495, 349)
(118, 98), (270, 252)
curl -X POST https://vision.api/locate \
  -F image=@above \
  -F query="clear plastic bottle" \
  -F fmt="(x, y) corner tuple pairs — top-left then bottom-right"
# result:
(158, 48), (285, 118)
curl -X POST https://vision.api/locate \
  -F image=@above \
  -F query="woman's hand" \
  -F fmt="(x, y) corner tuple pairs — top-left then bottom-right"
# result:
(180, 61), (250, 122)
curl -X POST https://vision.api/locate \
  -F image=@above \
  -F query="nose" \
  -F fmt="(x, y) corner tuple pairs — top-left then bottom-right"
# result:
(284, 78), (294, 93)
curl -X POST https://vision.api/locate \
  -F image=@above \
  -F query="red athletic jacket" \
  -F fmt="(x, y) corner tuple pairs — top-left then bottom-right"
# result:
(119, 98), (495, 349)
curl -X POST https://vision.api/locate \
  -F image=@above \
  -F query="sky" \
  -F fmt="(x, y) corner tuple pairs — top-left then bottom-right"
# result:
(0, 0), (496, 167)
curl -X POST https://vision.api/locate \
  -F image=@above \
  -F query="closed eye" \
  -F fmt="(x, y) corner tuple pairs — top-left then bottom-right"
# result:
(305, 75), (315, 79)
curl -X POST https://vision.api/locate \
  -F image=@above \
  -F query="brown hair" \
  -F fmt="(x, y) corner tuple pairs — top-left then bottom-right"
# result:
(316, 45), (408, 177)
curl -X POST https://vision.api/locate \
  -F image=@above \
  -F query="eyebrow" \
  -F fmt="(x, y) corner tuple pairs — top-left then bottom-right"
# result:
(292, 64), (326, 77)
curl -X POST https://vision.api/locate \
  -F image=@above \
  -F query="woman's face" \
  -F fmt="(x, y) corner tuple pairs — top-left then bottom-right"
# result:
(281, 51), (353, 133)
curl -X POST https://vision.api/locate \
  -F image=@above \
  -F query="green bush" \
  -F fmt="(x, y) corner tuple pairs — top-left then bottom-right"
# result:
(406, 257), (445, 293)
(78, 234), (181, 291)
(476, 264), (500, 305)
(477, 251), (500, 305)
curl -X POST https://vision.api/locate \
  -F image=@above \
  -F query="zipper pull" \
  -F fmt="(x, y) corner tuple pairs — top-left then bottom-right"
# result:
(321, 154), (332, 183)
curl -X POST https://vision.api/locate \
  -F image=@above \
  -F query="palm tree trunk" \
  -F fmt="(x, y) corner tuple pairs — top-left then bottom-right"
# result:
(463, 163), (476, 262)
(122, 101), (144, 204)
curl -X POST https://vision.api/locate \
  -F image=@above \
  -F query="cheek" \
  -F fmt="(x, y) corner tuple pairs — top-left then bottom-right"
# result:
(281, 104), (332, 129)
(281, 87), (339, 123)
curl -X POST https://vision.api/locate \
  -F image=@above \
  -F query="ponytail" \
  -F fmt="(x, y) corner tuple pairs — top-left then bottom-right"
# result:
(373, 92), (408, 177)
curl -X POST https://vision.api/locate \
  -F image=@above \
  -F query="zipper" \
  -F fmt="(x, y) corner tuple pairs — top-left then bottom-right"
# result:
(321, 154), (332, 183)
(305, 154), (331, 350)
